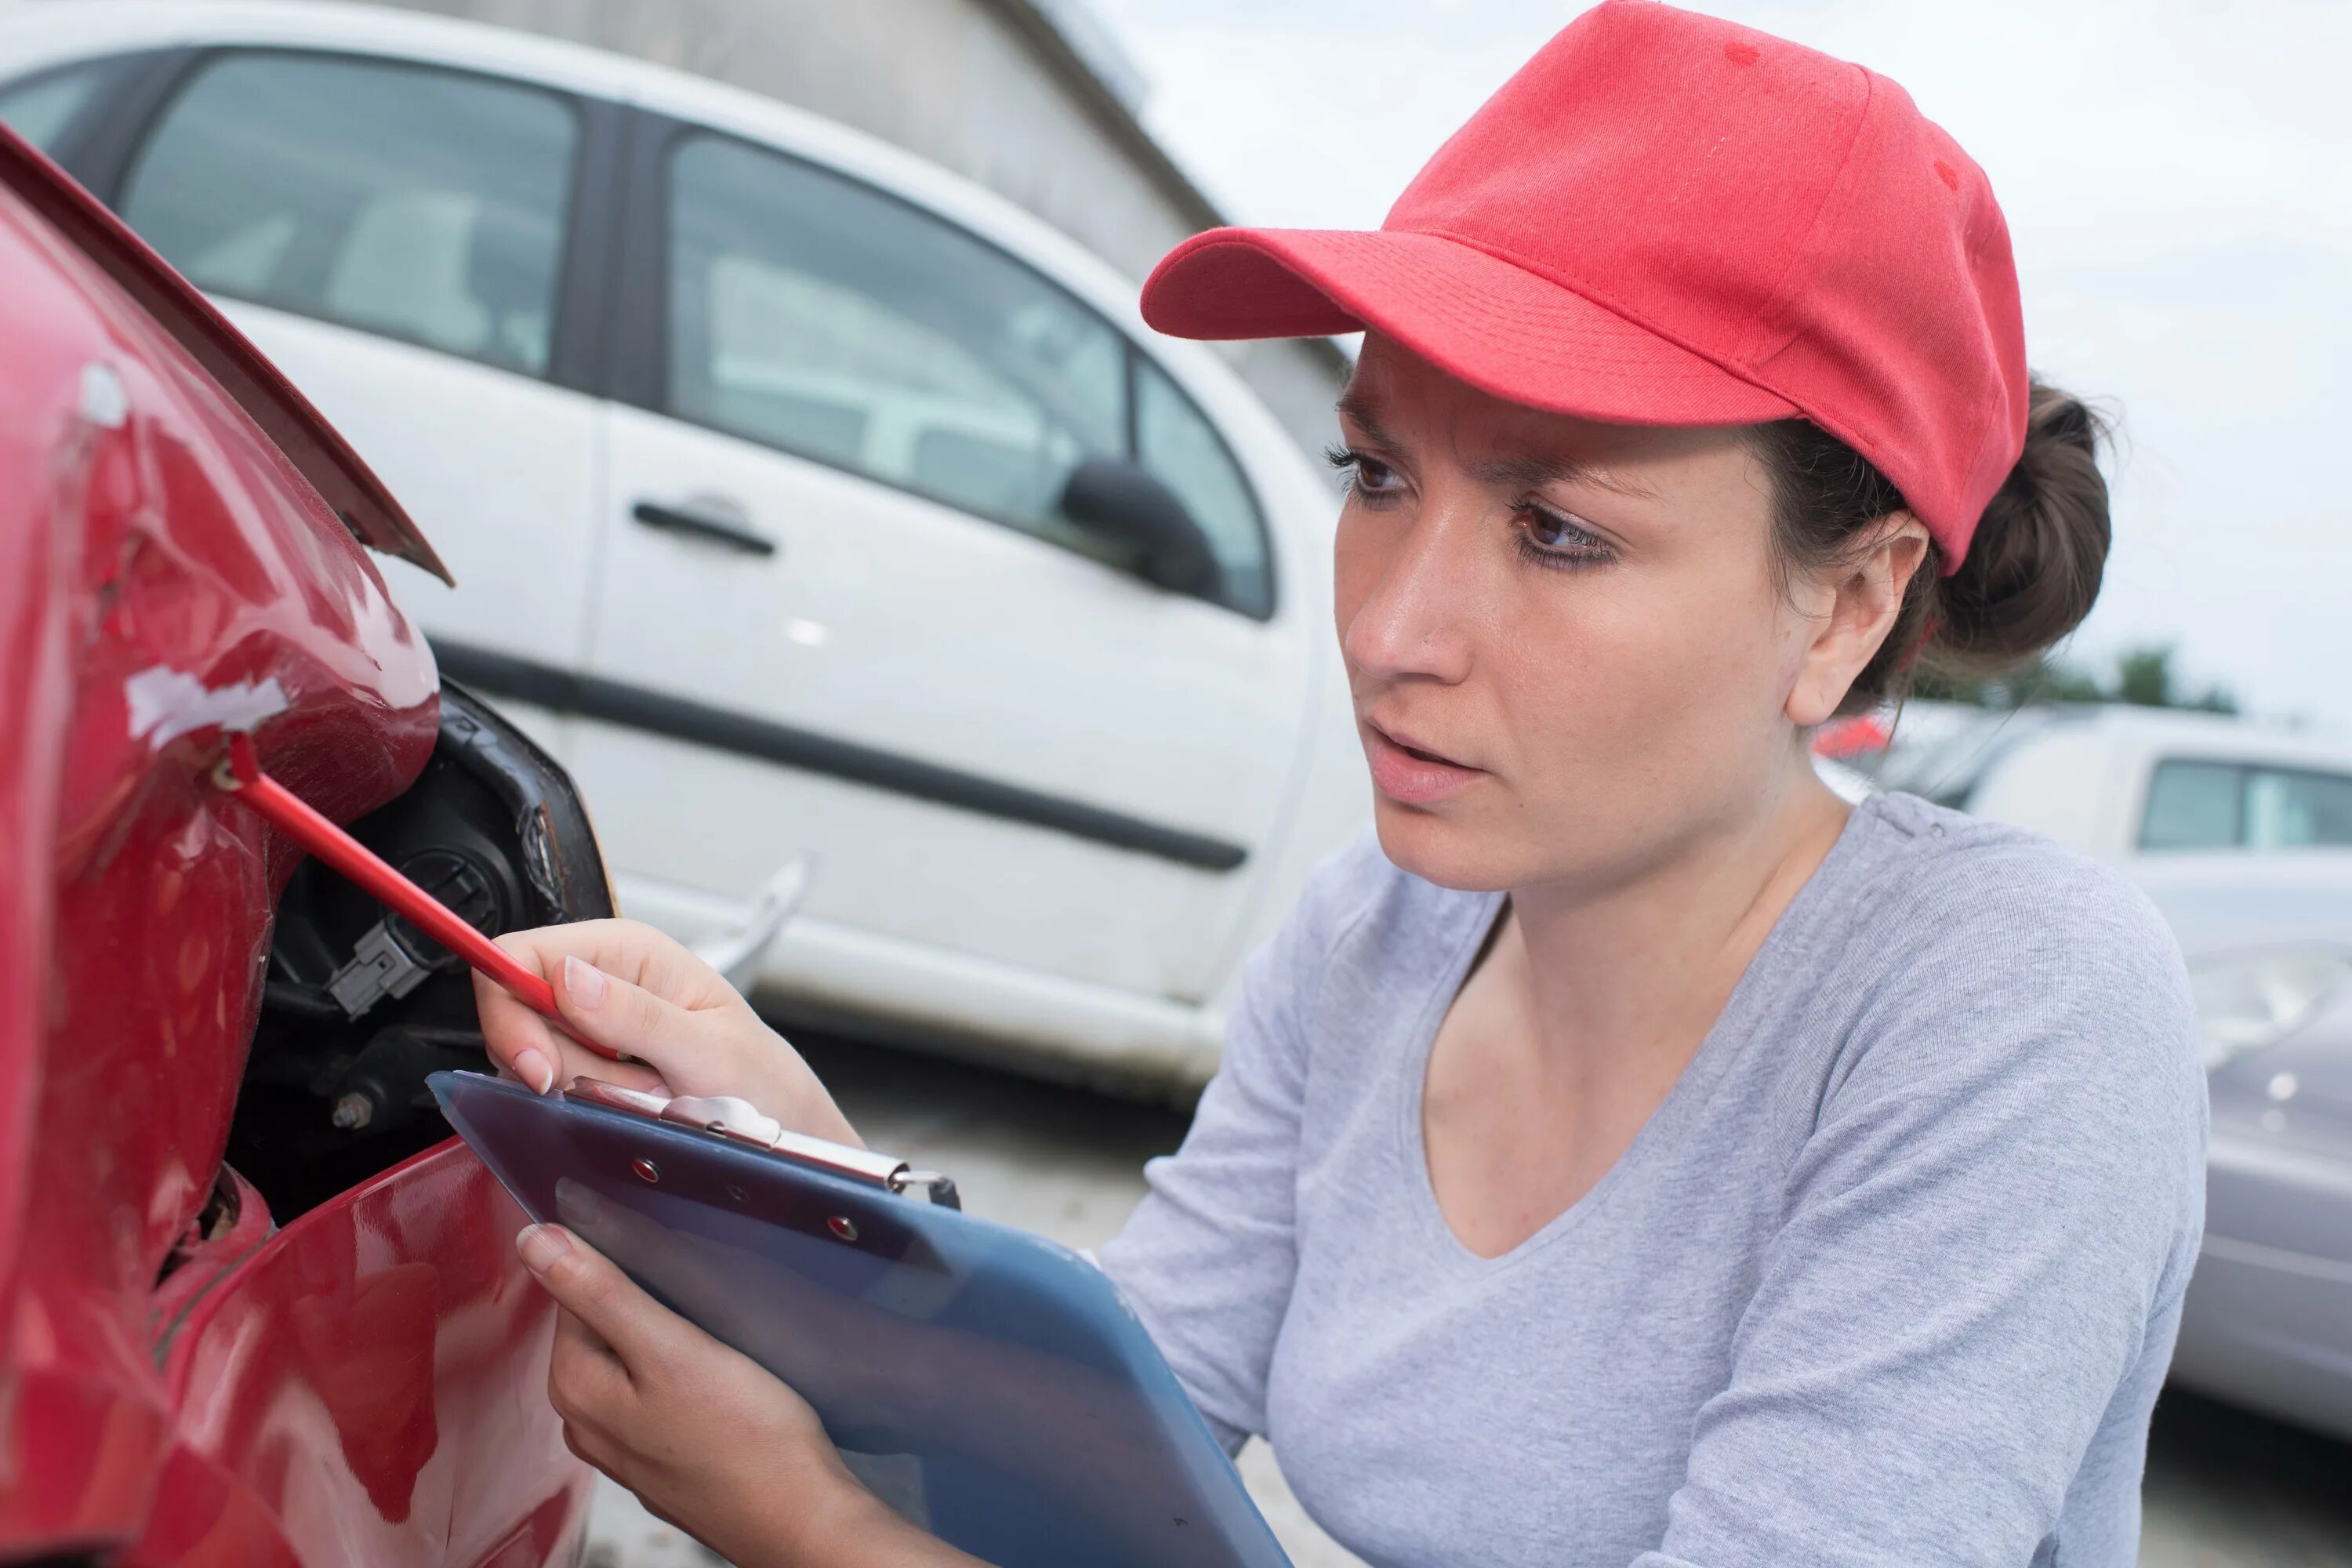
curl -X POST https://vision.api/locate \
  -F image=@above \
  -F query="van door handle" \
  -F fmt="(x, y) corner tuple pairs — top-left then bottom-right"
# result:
(631, 499), (777, 557)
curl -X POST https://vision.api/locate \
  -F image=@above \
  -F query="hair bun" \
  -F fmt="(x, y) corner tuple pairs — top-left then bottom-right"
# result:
(1929, 382), (2111, 675)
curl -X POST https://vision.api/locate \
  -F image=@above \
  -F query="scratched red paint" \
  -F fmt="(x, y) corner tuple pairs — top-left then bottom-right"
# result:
(0, 125), (590, 1563)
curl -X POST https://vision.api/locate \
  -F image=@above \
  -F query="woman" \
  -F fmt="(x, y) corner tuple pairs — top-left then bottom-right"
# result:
(478, 5), (2206, 1564)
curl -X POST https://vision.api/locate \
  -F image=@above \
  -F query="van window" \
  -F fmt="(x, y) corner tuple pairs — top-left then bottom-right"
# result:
(2140, 761), (2241, 851)
(118, 53), (575, 376)
(664, 132), (1272, 615)
(0, 63), (104, 153)
(668, 135), (1127, 565)
(2140, 759), (2352, 851)
(1134, 357), (1272, 619)
(2246, 767), (2352, 848)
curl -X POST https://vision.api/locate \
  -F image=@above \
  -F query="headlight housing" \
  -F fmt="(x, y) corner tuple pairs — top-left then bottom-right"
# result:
(2187, 949), (2352, 1072)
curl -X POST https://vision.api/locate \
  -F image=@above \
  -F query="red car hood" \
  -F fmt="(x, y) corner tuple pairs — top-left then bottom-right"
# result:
(0, 122), (443, 1552)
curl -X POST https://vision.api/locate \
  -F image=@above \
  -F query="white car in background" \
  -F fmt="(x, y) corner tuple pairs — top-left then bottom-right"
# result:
(1869, 702), (2352, 1439)
(0, 1), (1365, 1088)
(1878, 701), (2352, 862)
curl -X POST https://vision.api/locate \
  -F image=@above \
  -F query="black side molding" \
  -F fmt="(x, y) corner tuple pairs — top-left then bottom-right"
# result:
(430, 640), (1250, 873)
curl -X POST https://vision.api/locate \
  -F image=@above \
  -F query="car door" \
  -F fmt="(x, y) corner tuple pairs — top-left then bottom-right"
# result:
(99, 45), (616, 757)
(575, 118), (1303, 1005)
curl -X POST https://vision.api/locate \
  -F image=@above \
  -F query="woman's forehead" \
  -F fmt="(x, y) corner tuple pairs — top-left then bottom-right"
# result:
(1341, 336), (1751, 481)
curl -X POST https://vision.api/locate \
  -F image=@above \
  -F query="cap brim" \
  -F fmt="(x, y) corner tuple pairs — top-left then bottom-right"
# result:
(1142, 227), (1798, 426)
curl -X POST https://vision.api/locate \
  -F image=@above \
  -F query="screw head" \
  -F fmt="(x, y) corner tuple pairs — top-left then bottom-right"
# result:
(330, 1092), (374, 1131)
(827, 1215), (858, 1243)
(631, 1157), (661, 1184)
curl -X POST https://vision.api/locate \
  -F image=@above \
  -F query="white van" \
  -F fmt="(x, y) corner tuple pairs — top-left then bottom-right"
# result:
(0, 1), (1368, 1087)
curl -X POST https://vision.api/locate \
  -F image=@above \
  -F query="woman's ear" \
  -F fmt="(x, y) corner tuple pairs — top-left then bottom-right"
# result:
(1785, 513), (1931, 727)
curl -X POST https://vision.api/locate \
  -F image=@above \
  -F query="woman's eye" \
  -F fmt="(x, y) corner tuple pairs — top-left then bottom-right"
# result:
(1515, 502), (1614, 567)
(1324, 445), (1403, 502)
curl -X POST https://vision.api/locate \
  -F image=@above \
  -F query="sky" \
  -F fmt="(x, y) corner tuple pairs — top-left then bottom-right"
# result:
(1083, 0), (2352, 731)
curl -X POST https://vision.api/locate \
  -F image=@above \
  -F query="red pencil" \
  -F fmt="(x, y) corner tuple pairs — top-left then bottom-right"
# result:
(218, 732), (620, 1059)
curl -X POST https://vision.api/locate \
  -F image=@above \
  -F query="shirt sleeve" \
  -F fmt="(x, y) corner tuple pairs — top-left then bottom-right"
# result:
(1098, 840), (1368, 1454)
(1641, 851), (2209, 1568)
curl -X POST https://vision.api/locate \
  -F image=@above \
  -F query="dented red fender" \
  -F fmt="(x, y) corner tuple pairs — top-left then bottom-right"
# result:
(0, 128), (589, 1562)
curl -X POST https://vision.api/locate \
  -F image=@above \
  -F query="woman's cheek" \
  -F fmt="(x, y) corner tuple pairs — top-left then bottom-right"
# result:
(1331, 504), (1382, 646)
(1502, 574), (1748, 835)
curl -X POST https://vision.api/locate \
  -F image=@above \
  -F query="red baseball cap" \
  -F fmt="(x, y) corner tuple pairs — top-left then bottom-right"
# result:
(1141, 0), (2028, 571)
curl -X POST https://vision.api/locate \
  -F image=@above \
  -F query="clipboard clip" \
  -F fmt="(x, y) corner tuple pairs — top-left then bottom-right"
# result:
(562, 1077), (961, 1210)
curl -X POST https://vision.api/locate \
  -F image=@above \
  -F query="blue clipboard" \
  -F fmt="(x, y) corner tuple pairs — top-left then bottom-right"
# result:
(430, 1070), (1292, 1568)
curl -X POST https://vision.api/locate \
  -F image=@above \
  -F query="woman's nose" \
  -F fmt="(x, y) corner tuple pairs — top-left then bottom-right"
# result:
(1339, 495), (1483, 687)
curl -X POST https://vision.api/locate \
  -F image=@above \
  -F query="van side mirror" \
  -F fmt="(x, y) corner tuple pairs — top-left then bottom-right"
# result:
(1059, 457), (1220, 599)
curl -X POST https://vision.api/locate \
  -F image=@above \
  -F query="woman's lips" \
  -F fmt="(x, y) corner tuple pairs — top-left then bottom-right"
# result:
(1363, 721), (1484, 805)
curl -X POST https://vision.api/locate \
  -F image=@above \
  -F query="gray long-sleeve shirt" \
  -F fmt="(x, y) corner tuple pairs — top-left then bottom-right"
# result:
(1100, 793), (2208, 1568)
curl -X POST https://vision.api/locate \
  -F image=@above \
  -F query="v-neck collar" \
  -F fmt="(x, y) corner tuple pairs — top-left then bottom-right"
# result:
(1392, 797), (1890, 1279)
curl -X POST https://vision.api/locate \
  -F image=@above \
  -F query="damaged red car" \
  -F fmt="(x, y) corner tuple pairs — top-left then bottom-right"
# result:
(0, 122), (608, 1565)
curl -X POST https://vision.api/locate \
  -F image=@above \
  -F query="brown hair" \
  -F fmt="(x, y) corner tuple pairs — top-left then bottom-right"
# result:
(1755, 382), (2112, 717)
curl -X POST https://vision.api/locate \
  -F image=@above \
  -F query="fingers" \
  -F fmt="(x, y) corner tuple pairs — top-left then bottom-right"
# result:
(560, 1419), (607, 1472)
(477, 919), (753, 1095)
(546, 1298), (632, 1483)
(518, 1223), (678, 1374)
(519, 1219), (863, 1561)
(478, 924), (686, 1096)
(475, 968), (670, 1098)
(549, 1180), (771, 1355)
(476, 920), (857, 1145)
(550, 1305), (630, 1409)
(550, 954), (699, 1072)
(497, 920), (742, 1014)
(474, 967), (564, 1092)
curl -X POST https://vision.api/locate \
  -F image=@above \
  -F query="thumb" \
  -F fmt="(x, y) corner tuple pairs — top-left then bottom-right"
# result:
(554, 953), (691, 1071)
(516, 1222), (670, 1373)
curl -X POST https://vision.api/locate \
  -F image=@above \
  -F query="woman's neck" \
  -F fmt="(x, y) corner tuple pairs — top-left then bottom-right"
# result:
(1504, 760), (1853, 1078)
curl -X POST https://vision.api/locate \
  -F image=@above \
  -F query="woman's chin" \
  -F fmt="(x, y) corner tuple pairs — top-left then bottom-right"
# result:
(1369, 795), (1524, 894)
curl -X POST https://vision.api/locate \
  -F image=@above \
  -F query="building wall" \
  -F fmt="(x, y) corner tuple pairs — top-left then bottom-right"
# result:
(361, 0), (1347, 456)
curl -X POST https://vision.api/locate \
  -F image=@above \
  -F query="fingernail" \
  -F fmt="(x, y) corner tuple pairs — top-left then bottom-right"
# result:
(517, 1223), (571, 1275)
(563, 955), (608, 1011)
(514, 1047), (554, 1094)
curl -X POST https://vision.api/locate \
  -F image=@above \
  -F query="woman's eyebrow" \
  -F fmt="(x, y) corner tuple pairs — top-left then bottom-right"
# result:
(1467, 452), (1661, 500)
(1338, 389), (1660, 501)
(1334, 390), (1405, 453)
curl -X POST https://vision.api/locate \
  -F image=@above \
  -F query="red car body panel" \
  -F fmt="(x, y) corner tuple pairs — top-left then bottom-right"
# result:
(0, 128), (588, 1562)
(126, 1146), (586, 1567)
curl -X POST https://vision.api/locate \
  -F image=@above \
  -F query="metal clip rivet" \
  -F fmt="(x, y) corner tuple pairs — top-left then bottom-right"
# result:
(631, 1158), (660, 1184)
(827, 1216), (858, 1242)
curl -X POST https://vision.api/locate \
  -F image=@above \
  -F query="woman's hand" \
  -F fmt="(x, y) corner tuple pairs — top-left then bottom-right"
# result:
(475, 917), (858, 1148)
(519, 1221), (985, 1568)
